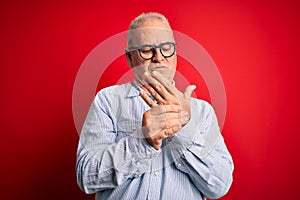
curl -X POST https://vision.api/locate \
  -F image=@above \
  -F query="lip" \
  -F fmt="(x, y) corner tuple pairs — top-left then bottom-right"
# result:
(149, 65), (167, 71)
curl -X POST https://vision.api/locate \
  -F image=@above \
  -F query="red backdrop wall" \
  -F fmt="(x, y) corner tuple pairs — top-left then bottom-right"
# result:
(1, 0), (299, 199)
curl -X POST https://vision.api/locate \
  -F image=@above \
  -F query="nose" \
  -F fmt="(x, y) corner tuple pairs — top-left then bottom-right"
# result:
(151, 48), (164, 63)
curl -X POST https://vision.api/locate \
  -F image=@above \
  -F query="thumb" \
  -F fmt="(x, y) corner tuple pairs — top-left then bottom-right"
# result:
(183, 85), (196, 99)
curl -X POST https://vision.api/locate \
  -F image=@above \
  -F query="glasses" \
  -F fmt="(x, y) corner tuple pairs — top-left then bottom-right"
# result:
(127, 42), (176, 60)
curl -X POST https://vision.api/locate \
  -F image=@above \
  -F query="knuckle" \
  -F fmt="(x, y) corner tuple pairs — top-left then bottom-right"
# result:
(155, 84), (162, 91)
(153, 92), (160, 98)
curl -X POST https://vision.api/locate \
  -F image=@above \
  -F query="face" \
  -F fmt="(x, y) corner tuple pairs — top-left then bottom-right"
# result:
(126, 18), (177, 84)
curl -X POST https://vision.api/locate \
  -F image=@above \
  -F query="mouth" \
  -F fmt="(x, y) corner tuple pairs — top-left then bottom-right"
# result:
(149, 65), (167, 71)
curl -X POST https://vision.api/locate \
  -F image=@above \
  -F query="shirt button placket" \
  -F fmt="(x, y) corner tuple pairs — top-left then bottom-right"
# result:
(148, 165), (161, 200)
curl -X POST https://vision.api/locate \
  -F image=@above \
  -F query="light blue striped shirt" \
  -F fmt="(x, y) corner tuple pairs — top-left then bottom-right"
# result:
(76, 82), (233, 200)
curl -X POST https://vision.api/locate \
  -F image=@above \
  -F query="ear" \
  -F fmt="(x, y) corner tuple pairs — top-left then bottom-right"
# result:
(125, 52), (133, 68)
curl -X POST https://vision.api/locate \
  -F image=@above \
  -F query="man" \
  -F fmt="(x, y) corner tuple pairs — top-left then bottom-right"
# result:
(76, 12), (233, 200)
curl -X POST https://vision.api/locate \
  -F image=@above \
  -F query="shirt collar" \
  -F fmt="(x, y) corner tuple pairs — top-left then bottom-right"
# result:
(126, 81), (141, 97)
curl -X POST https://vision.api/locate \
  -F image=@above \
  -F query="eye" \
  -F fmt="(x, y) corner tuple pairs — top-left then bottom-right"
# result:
(161, 43), (173, 51)
(141, 47), (152, 54)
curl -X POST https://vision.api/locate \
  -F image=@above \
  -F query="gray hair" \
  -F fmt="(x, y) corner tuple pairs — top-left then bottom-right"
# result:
(129, 12), (171, 30)
(127, 12), (172, 47)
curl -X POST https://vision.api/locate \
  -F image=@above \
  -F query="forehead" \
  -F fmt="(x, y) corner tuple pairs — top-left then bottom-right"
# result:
(128, 19), (174, 47)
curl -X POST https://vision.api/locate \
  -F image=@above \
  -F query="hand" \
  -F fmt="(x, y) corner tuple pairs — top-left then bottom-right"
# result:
(140, 71), (196, 126)
(141, 102), (182, 150)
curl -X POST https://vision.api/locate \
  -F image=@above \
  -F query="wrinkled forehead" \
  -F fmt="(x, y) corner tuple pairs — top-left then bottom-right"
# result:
(128, 27), (175, 47)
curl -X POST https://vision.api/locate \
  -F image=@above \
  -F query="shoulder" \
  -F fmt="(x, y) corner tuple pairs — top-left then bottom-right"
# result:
(90, 83), (135, 111)
(97, 83), (128, 95)
(191, 98), (214, 112)
(190, 98), (217, 124)
(96, 82), (137, 98)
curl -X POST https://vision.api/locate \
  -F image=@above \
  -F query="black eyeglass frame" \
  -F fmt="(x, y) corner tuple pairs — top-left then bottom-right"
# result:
(126, 42), (177, 60)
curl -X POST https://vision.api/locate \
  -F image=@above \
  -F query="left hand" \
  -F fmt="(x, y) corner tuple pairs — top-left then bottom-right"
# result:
(140, 71), (196, 126)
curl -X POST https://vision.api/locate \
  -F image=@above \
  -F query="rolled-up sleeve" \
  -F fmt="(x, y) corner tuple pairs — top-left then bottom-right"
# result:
(171, 100), (234, 199)
(76, 90), (159, 194)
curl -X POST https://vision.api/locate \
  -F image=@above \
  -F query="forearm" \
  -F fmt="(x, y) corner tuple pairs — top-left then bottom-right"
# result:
(177, 136), (234, 199)
(166, 100), (234, 198)
(76, 134), (159, 194)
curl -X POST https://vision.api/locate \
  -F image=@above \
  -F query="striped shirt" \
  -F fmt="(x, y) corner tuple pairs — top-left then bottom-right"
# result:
(76, 82), (234, 200)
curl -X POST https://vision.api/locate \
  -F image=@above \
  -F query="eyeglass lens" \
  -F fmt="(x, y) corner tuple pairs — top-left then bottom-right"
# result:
(139, 43), (175, 60)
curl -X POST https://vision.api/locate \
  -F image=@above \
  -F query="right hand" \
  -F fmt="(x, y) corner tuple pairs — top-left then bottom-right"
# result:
(140, 71), (196, 126)
(141, 103), (182, 150)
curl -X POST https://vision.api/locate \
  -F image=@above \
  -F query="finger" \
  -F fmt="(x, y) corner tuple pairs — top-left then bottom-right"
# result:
(163, 129), (169, 137)
(170, 125), (181, 134)
(140, 90), (157, 107)
(144, 72), (174, 101)
(162, 125), (181, 138)
(183, 85), (197, 100)
(144, 71), (161, 85)
(136, 77), (148, 86)
(151, 71), (175, 95)
(144, 72), (167, 99)
(142, 84), (167, 104)
(152, 83), (171, 100)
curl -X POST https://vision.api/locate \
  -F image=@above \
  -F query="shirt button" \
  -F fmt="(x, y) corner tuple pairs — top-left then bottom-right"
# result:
(134, 174), (138, 178)
(177, 163), (182, 168)
(154, 171), (158, 176)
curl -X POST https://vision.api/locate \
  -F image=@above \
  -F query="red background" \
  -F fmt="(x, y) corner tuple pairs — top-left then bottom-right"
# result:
(1, 0), (299, 199)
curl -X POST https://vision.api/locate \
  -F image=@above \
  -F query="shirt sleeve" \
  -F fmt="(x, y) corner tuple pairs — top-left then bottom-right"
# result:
(169, 100), (234, 199)
(76, 91), (160, 194)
